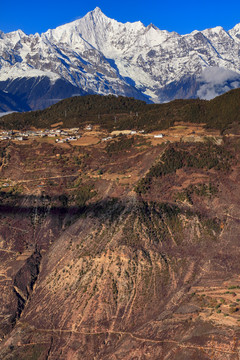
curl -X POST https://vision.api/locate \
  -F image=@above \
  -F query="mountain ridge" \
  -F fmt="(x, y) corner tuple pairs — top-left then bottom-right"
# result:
(1, 88), (239, 133)
(0, 7), (240, 110)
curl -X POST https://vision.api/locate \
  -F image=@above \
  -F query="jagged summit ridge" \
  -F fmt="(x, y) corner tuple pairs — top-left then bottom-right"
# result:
(0, 8), (240, 110)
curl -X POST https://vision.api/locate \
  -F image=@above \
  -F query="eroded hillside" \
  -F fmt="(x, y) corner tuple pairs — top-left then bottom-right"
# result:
(1, 131), (240, 359)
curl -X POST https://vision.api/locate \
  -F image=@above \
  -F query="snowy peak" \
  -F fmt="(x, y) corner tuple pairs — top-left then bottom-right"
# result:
(229, 23), (240, 32)
(2, 29), (26, 45)
(202, 26), (231, 40)
(41, 7), (115, 50)
(71, 8), (146, 53)
(146, 23), (158, 30)
(66, 9), (175, 57)
(80, 6), (111, 30)
(229, 23), (240, 41)
(84, 6), (144, 29)
(91, 6), (103, 14)
(87, 6), (107, 21)
(0, 8), (240, 111)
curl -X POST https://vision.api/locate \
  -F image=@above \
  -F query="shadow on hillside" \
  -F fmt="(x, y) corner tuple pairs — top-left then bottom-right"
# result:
(0, 192), (126, 222)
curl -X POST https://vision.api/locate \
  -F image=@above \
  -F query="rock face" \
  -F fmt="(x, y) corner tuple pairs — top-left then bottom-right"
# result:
(0, 8), (240, 110)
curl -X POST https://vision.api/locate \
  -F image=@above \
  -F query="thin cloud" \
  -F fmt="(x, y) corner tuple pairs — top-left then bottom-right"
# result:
(197, 67), (240, 100)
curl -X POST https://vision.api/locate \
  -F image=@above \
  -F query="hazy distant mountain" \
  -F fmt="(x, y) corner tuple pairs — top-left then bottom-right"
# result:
(0, 7), (240, 110)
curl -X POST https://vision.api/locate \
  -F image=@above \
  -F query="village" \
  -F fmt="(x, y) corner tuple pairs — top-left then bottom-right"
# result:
(0, 122), (222, 146)
(0, 127), (81, 143)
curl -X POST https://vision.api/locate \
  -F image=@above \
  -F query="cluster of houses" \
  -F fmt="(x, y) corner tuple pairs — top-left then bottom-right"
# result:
(102, 136), (113, 142)
(0, 128), (81, 142)
(154, 134), (164, 138)
(0, 124), (165, 143)
(55, 135), (80, 143)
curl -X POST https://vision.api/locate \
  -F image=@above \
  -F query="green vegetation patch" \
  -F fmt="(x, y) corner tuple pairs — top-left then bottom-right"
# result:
(106, 135), (135, 155)
(175, 182), (218, 204)
(74, 183), (96, 207)
(105, 134), (149, 156)
(1, 89), (239, 132)
(135, 143), (232, 194)
(121, 201), (183, 248)
(58, 179), (96, 208)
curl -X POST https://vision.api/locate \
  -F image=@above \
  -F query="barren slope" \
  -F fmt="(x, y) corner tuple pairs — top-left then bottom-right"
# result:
(0, 133), (240, 359)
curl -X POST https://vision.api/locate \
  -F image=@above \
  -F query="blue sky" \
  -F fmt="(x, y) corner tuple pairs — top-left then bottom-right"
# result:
(1, 0), (239, 35)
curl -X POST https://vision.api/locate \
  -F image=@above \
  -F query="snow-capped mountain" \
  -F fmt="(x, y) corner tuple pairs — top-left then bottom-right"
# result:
(0, 7), (240, 110)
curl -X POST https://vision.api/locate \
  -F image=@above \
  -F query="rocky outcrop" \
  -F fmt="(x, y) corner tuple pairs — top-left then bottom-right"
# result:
(12, 249), (42, 323)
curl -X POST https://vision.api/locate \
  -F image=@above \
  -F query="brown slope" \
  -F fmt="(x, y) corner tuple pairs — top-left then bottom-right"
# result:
(1, 137), (240, 359)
